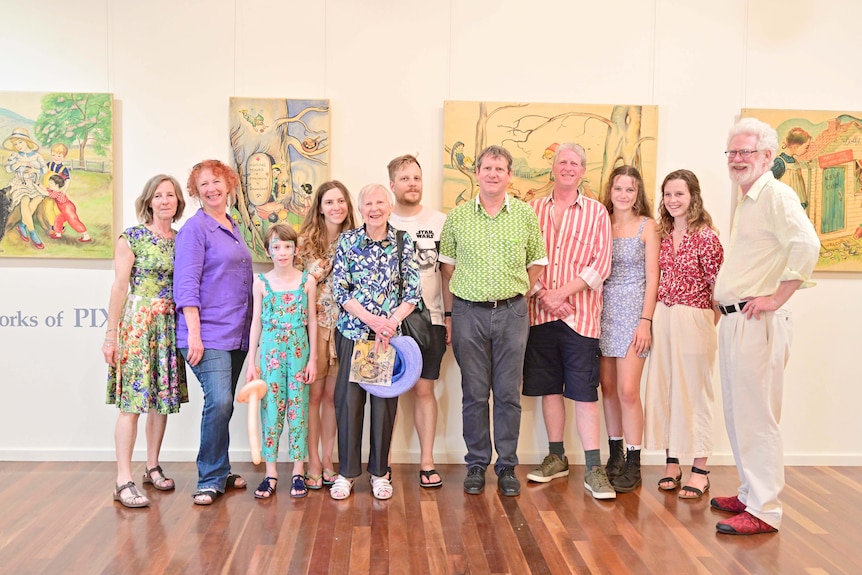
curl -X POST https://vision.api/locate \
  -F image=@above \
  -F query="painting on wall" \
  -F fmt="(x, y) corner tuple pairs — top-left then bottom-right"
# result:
(744, 108), (862, 272)
(0, 91), (113, 259)
(442, 101), (658, 212)
(229, 97), (330, 260)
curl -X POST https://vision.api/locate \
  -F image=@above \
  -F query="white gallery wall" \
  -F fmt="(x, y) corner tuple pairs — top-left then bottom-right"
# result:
(1, 0), (860, 465)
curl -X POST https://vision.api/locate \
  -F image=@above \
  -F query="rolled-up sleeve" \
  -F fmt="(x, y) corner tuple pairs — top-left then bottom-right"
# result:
(174, 223), (205, 309)
(580, 212), (612, 291)
(775, 191), (820, 288)
(524, 209), (548, 268)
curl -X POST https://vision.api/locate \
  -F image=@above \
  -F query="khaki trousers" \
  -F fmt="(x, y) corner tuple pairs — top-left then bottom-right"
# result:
(718, 309), (792, 529)
(644, 303), (716, 459)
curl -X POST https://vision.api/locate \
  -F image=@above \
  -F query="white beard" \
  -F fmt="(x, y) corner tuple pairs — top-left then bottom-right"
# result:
(728, 163), (766, 188)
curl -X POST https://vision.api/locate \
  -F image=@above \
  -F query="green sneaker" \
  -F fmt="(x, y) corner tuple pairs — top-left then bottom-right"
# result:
(584, 466), (616, 499)
(526, 454), (569, 483)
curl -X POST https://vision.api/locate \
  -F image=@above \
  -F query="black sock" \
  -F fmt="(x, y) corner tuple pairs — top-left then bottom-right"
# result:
(549, 442), (565, 457)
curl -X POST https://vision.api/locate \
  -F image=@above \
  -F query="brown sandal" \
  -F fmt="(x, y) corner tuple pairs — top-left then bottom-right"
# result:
(143, 465), (175, 491)
(114, 481), (150, 508)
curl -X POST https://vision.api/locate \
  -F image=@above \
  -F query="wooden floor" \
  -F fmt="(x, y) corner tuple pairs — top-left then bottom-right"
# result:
(1, 462), (860, 575)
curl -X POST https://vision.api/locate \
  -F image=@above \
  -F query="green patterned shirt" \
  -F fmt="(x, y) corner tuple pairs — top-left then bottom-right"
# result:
(439, 195), (547, 302)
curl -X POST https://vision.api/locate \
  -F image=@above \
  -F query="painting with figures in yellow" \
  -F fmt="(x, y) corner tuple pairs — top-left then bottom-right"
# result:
(442, 101), (658, 212)
(744, 108), (862, 272)
(229, 97), (329, 261)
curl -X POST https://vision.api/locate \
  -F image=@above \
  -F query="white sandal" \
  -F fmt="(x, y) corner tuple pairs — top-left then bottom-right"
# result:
(330, 475), (354, 500)
(369, 473), (393, 500)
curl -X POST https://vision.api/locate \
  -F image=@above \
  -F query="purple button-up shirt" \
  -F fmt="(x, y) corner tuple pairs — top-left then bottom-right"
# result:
(174, 209), (253, 351)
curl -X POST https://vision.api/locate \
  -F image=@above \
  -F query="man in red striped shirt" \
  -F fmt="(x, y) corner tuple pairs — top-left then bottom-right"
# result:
(523, 143), (615, 499)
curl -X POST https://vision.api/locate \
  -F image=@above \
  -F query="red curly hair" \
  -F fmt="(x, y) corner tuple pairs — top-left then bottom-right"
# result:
(186, 159), (240, 200)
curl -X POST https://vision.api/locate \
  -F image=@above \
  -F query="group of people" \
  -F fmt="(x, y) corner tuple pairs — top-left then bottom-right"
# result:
(103, 117), (819, 536)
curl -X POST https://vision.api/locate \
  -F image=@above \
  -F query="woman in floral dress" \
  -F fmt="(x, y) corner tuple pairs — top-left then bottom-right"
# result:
(103, 175), (188, 508)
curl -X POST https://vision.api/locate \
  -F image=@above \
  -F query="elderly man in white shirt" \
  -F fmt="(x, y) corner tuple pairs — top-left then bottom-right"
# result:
(711, 118), (819, 535)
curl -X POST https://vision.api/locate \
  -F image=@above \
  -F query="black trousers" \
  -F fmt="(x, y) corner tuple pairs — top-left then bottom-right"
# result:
(333, 331), (398, 478)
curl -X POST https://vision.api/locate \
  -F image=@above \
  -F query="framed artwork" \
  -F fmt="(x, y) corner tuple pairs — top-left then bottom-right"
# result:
(744, 108), (862, 272)
(0, 91), (113, 259)
(229, 97), (330, 260)
(442, 101), (658, 212)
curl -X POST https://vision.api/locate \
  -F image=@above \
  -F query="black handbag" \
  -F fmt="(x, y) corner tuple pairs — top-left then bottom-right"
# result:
(396, 230), (433, 350)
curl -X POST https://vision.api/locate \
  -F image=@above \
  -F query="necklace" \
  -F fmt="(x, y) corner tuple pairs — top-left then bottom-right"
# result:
(147, 225), (174, 240)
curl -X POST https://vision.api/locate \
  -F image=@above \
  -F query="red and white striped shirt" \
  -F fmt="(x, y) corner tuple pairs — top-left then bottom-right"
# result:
(528, 192), (612, 338)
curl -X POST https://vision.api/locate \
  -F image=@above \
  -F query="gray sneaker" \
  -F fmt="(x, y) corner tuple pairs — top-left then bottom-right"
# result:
(584, 466), (616, 499)
(526, 454), (569, 483)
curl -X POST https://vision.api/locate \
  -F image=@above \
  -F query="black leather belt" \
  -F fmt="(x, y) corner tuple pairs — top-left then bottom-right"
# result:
(457, 295), (523, 309)
(718, 301), (748, 315)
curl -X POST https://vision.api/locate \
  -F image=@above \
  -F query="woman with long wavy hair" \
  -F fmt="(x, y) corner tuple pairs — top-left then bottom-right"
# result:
(296, 180), (356, 489)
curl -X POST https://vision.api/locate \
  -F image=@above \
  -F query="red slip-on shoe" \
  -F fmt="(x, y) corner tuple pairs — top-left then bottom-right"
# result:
(710, 495), (746, 513)
(716, 511), (778, 535)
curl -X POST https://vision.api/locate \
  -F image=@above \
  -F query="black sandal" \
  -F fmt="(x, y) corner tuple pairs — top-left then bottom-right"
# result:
(679, 467), (710, 499)
(226, 473), (247, 489)
(657, 457), (681, 491)
(419, 469), (443, 488)
(192, 488), (220, 505)
(290, 475), (308, 498)
(255, 477), (278, 499)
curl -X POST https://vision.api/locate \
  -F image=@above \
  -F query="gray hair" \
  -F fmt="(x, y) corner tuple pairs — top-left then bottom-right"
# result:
(553, 142), (587, 167)
(357, 183), (394, 206)
(728, 118), (779, 157)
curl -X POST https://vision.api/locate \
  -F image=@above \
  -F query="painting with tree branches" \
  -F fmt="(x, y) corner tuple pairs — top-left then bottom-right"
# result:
(442, 101), (658, 212)
(229, 97), (329, 260)
(0, 91), (113, 259)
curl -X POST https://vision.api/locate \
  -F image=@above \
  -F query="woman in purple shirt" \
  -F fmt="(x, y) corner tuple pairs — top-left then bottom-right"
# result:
(175, 159), (253, 505)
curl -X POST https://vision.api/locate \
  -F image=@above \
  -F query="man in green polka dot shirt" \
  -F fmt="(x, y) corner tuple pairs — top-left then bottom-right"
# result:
(440, 145), (547, 497)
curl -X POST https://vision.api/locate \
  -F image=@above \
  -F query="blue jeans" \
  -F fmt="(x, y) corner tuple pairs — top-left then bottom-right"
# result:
(451, 296), (529, 475)
(181, 348), (246, 492)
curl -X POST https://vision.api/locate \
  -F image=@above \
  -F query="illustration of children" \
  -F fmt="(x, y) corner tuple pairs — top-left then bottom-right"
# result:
(3, 127), (48, 248)
(772, 127), (812, 211)
(45, 173), (92, 243)
(48, 142), (71, 182)
(245, 223), (318, 499)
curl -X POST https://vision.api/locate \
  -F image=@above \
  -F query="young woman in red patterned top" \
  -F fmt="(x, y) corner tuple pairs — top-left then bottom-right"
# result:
(644, 169), (724, 500)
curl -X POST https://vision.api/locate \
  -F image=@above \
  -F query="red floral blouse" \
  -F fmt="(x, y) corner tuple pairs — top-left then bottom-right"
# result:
(657, 226), (724, 309)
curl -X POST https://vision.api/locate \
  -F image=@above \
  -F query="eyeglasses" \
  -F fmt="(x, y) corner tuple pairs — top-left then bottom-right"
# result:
(724, 149), (760, 159)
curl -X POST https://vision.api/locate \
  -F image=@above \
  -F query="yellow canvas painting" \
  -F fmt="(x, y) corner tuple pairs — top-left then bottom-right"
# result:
(744, 108), (862, 272)
(229, 97), (330, 260)
(1, 91), (114, 259)
(442, 101), (658, 212)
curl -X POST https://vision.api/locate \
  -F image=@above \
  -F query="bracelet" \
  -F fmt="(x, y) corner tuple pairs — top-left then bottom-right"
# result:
(640, 317), (652, 323)
(104, 339), (117, 345)
(444, 311), (452, 317)
(106, 328), (117, 333)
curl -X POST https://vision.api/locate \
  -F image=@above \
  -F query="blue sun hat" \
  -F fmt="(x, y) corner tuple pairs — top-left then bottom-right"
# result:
(359, 335), (423, 398)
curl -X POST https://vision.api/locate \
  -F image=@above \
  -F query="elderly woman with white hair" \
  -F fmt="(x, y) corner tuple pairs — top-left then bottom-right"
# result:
(329, 183), (421, 500)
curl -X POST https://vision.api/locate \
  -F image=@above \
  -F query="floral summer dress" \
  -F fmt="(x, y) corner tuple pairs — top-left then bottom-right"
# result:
(106, 225), (188, 413)
(600, 217), (649, 359)
(258, 272), (310, 462)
